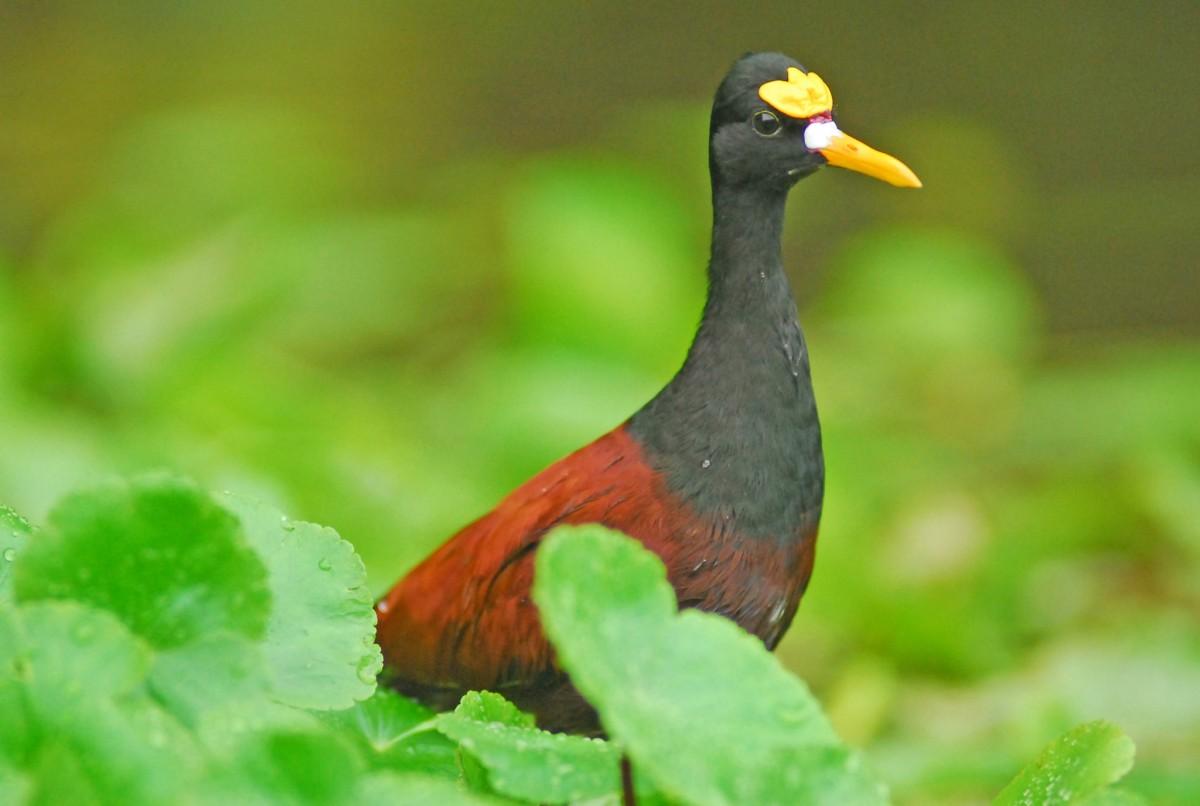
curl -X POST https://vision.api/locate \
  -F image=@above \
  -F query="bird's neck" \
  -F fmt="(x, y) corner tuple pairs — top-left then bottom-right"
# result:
(628, 181), (824, 540)
(708, 182), (788, 298)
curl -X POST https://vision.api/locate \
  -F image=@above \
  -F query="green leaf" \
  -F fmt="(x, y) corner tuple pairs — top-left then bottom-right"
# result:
(357, 772), (502, 805)
(318, 688), (459, 779)
(0, 602), (196, 804)
(995, 721), (1136, 806)
(1080, 788), (1149, 806)
(219, 492), (382, 709)
(14, 475), (270, 649)
(452, 690), (536, 729)
(532, 525), (888, 806)
(148, 634), (272, 728)
(435, 691), (621, 804)
(0, 504), (32, 601)
(196, 728), (363, 805)
(146, 632), (310, 750)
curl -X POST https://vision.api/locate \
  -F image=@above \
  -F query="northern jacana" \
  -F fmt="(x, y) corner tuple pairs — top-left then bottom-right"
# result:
(376, 51), (920, 734)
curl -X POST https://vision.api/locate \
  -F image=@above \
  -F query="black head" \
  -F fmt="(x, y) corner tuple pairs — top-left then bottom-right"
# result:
(708, 52), (921, 192)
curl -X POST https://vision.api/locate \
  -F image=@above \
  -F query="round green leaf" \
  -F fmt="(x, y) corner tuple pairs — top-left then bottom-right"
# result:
(0, 602), (196, 804)
(435, 691), (621, 804)
(533, 525), (888, 806)
(218, 492), (382, 709)
(14, 475), (270, 649)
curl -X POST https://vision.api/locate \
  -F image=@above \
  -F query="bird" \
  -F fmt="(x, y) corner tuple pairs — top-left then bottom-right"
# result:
(375, 52), (920, 735)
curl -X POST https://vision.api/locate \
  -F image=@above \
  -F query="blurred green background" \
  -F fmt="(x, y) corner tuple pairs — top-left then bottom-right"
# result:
(1, 3), (1197, 803)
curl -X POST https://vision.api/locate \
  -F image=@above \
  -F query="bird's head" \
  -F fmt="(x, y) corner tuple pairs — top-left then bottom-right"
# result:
(710, 52), (921, 192)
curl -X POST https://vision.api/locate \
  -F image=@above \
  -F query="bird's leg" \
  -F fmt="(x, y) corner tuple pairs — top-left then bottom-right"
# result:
(621, 754), (637, 806)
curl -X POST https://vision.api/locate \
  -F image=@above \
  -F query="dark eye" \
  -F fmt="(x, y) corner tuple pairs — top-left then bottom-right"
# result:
(752, 109), (782, 137)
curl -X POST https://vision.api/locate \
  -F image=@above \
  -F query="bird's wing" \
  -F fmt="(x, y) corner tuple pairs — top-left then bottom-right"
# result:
(375, 424), (680, 693)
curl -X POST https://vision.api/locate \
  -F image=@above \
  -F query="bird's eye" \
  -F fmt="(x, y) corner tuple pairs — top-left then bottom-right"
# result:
(752, 109), (782, 137)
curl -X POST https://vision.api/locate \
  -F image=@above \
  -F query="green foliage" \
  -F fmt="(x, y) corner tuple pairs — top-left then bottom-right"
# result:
(534, 525), (886, 805)
(0, 476), (412, 804)
(435, 691), (621, 804)
(506, 160), (702, 374)
(818, 227), (1038, 368)
(0, 602), (194, 803)
(218, 492), (381, 709)
(355, 773), (501, 806)
(15, 476), (269, 649)
(995, 721), (1138, 806)
(147, 634), (281, 732)
(0, 476), (1147, 804)
(197, 729), (364, 804)
(316, 688), (459, 778)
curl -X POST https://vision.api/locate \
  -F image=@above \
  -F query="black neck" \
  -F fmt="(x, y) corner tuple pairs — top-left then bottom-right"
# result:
(628, 180), (824, 540)
(709, 182), (786, 290)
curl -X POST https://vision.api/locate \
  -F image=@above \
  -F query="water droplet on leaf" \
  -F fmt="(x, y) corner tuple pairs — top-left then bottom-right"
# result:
(356, 656), (378, 684)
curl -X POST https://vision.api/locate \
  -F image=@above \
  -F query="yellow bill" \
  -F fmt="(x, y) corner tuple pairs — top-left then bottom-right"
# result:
(818, 129), (922, 188)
